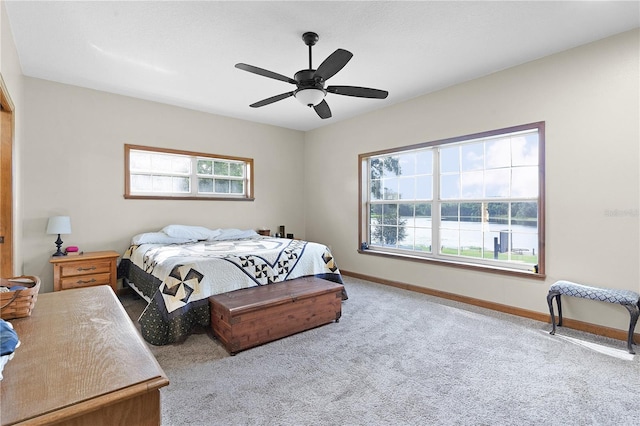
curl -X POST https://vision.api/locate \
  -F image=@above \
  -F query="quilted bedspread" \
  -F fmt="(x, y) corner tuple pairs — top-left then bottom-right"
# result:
(118, 236), (345, 345)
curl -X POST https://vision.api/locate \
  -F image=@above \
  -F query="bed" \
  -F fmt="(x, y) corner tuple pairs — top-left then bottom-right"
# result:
(117, 226), (345, 345)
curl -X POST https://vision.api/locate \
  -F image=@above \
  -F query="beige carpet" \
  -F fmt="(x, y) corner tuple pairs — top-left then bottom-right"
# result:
(120, 276), (640, 425)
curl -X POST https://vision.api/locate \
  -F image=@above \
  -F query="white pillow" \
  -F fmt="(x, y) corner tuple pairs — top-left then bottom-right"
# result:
(162, 225), (221, 241)
(209, 229), (259, 241)
(131, 232), (195, 245)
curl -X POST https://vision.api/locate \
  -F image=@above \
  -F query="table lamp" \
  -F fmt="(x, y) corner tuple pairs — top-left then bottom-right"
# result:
(46, 216), (71, 257)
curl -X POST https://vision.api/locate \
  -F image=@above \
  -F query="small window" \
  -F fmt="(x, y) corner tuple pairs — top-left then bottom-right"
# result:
(359, 122), (545, 276)
(124, 144), (254, 200)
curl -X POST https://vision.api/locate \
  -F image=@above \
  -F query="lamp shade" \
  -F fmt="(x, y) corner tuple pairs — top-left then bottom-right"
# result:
(294, 88), (325, 107)
(46, 216), (71, 235)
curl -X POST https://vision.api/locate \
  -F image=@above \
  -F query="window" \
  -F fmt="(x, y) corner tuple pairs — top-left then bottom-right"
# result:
(124, 144), (254, 200)
(359, 122), (544, 275)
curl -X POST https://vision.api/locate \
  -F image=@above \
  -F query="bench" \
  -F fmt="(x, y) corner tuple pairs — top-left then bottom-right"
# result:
(209, 277), (344, 355)
(547, 280), (640, 354)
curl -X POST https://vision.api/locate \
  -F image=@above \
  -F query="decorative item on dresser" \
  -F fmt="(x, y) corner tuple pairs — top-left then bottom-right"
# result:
(0, 286), (169, 425)
(49, 250), (119, 293)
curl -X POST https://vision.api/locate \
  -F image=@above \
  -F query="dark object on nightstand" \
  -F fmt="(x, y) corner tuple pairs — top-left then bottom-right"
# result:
(46, 216), (72, 257)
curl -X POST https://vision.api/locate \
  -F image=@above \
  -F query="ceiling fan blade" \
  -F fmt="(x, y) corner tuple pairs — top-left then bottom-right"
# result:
(235, 63), (296, 85)
(250, 91), (294, 108)
(314, 49), (353, 81)
(313, 100), (332, 119)
(326, 85), (389, 99)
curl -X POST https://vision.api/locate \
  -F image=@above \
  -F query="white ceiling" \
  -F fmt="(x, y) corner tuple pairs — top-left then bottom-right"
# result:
(5, 1), (639, 131)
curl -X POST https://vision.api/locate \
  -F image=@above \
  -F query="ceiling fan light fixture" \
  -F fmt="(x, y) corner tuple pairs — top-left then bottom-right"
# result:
(294, 88), (325, 107)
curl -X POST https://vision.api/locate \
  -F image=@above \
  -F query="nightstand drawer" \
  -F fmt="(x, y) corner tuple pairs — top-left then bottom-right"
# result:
(59, 260), (112, 277)
(60, 273), (112, 290)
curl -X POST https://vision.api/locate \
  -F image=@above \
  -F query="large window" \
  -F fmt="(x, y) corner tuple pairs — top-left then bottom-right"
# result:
(359, 122), (544, 275)
(124, 144), (254, 200)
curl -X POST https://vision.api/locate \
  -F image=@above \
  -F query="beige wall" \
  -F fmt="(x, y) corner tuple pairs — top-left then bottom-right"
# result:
(1, 0), (24, 277)
(20, 79), (305, 292)
(304, 29), (640, 333)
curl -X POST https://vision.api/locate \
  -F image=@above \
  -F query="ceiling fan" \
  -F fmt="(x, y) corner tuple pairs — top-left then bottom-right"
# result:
(235, 32), (389, 119)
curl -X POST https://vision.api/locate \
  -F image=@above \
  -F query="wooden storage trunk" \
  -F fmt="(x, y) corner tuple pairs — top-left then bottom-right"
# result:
(209, 277), (343, 354)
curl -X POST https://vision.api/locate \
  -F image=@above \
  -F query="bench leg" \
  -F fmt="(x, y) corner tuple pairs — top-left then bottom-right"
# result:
(547, 291), (562, 335)
(623, 303), (639, 355)
(556, 295), (563, 326)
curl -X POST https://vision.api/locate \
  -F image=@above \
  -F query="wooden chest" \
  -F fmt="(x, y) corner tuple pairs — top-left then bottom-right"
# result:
(209, 277), (343, 354)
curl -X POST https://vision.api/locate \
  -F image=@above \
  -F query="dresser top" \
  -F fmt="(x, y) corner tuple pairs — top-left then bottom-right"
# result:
(0, 286), (168, 425)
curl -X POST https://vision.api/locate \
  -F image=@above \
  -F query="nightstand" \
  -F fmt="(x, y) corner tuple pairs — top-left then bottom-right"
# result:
(50, 250), (119, 292)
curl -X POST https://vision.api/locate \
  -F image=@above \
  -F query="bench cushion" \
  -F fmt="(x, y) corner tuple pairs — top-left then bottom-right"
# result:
(550, 280), (640, 306)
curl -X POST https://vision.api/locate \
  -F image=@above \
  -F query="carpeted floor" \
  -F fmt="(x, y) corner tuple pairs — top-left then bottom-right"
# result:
(120, 276), (640, 426)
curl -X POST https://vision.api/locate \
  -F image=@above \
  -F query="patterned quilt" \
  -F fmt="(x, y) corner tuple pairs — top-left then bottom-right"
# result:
(118, 236), (345, 345)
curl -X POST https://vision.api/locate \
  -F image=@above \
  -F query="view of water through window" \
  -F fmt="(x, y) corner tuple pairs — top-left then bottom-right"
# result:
(362, 122), (544, 272)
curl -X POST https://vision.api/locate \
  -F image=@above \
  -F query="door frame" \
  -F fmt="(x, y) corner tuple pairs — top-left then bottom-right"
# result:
(1, 73), (15, 277)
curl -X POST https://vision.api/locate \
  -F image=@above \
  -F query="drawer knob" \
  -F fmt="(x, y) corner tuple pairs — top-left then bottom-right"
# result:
(77, 279), (97, 284)
(77, 266), (97, 272)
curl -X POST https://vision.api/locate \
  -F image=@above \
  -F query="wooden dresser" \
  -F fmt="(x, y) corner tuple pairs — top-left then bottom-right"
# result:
(0, 286), (169, 425)
(49, 250), (119, 293)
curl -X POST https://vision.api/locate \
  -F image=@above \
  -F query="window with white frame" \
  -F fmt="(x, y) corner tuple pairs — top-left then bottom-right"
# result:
(359, 122), (544, 275)
(124, 144), (253, 200)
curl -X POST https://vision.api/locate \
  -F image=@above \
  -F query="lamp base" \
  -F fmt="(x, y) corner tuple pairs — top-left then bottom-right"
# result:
(52, 234), (66, 257)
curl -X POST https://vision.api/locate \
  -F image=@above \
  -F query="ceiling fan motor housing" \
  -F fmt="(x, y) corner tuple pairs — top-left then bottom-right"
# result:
(294, 69), (323, 88)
